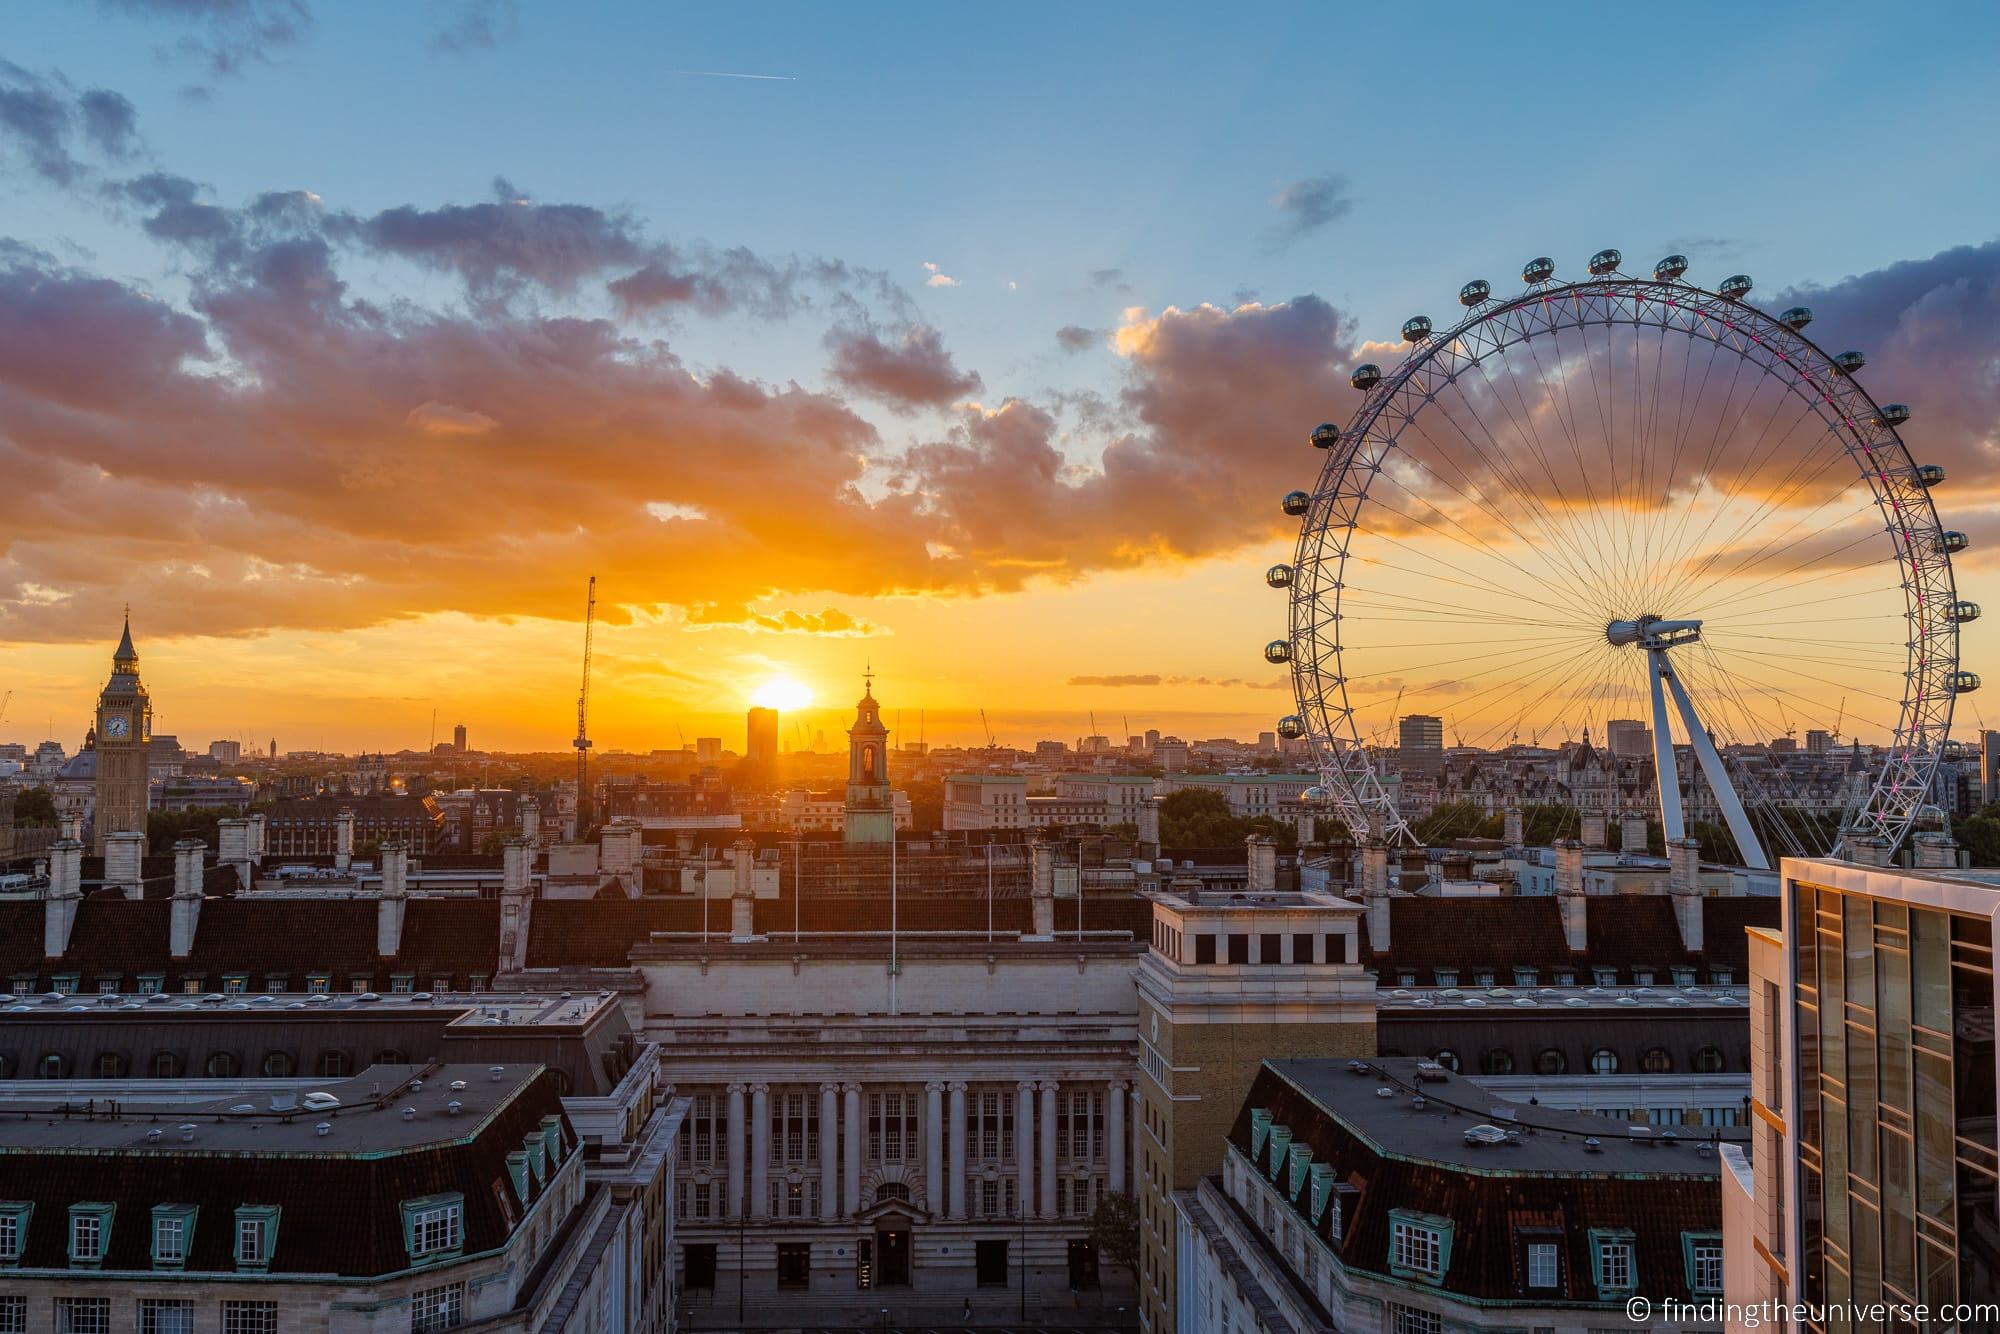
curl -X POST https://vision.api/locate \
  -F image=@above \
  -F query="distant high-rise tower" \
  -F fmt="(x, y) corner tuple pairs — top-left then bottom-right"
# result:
(746, 707), (778, 765)
(843, 672), (893, 844)
(453, 723), (468, 753)
(1606, 717), (1651, 759)
(1397, 713), (1444, 775)
(93, 612), (152, 856)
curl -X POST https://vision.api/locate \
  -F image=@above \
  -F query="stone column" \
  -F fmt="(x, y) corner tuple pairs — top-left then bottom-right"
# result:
(42, 839), (83, 959)
(1503, 806), (1524, 847)
(1580, 810), (1608, 850)
(1038, 1080), (1059, 1219)
(818, 1083), (841, 1221)
(947, 1081), (968, 1219)
(334, 807), (355, 874)
(1619, 811), (1648, 855)
(170, 839), (205, 959)
(104, 830), (146, 899)
(842, 1083), (863, 1217)
(376, 840), (409, 959)
(1245, 834), (1277, 893)
(750, 1083), (771, 1220)
(726, 1082), (747, 1219)
(924, 1081), (944, 1215)
(1668, 836), (1703, 953)
(1555, 838), (1587, 952)
(1107, 1079), (1127, 1196)
(1015, 1081), (1035, 1220)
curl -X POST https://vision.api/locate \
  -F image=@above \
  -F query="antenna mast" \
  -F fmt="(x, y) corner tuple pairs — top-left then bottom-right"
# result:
(573, 576), (597, 839)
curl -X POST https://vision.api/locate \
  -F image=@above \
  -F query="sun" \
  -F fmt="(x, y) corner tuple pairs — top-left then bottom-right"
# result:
(751, 678), (813, 711)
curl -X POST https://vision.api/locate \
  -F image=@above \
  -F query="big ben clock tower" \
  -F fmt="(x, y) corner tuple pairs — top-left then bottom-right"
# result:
(93, 612), (152, 856)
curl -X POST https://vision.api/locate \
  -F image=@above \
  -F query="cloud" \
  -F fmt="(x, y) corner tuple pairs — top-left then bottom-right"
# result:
(1068, 673), (1162, 687)
(427, 0), (517, 53)
(0, 62), (141, 186)
(684, 603), (885, 636)
(334, 180), (645, 295)
(98, 0), (313, 85)
(826, 324), (981, 410)
(406, 401), (498, 436)
(1067, 673), (1286, 689)
(1268, 171), (1354, 247)
(1055, 325), (1098, 353)
(923, 261), (958, 288)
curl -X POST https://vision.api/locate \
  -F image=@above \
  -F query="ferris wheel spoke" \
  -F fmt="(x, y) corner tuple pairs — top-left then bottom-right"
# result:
(1354, 486), (1610, 627)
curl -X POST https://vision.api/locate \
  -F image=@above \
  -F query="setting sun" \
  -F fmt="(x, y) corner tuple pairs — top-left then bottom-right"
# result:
(751, 678), (814, 711)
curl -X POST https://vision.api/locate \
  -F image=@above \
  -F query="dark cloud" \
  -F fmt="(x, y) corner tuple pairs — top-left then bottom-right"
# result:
(1055, 325), (1098, 353)
(334, 182), (645, 295)
(427, 0), (517, 53)
(1268, 171), (1354, 246)
(99, 0), (313, 83)
(826, 324), (981, 410)
(77, 90), (139, 157)
(0, 62), (140, 186)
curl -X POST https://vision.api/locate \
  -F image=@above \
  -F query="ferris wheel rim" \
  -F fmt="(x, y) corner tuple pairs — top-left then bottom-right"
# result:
(1283, 266), (1961, 857)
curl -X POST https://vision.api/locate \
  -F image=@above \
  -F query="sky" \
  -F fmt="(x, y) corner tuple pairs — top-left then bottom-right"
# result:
(0, 0), (1996, 755)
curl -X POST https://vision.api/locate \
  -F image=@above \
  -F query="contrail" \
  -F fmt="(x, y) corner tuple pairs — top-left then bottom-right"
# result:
(664, 68), (797, 82)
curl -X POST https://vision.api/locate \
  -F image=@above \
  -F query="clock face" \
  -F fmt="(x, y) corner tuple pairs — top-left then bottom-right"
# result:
(104, 715), (129, 740)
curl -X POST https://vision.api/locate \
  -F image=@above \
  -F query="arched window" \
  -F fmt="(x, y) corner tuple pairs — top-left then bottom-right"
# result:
(874, 1182), (909, 1206)
(1432, 1050), (1460, 1073)
(1590, 1048), (1620, 1075)
(206, 1052), (239, 1078)
(1481, 1049), (1515, 1076)
(1535, 1048), (1566, 1076)
(1642, 1047), (1673, 1074)
(1693, 1046), (1725, 1074)
(262, 1052), (295, 1078)
(374, 1049), (404, 1066)
(94, 1052), (127, 1079)
(317, 1050), (352, 1079)
(550, 1068), (573, 1096)
(151, 1051), (181, 1078)
(39, 1053), (64, 1079)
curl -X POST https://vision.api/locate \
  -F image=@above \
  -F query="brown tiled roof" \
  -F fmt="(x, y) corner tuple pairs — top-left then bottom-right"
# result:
(1699, 896), (1779, 973)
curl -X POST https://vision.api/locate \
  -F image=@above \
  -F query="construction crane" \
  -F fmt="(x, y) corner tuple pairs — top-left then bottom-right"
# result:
(0, 690), (10, 725)
(573, 576), (597, 839)
(979, 709), (995, 748)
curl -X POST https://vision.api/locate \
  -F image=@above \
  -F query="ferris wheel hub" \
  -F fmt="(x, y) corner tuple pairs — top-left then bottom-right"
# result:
(1605, 616), (1702, 650)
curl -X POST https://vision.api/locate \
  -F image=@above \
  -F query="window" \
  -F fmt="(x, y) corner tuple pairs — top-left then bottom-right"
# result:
(317, 1049), (352, 1078)
(0, 1296), (23, 1334)
(1589, 1048), (1620, 1075)
(681, 1094), (720, 1166)
(94, 1051), (126, 1077)
(306, 974), (330, 993)
(1226, 934), (1249, 965)
(1692, 1045), (1725, 1073)
(39, 1053), (63, 1078)
(69, 1202), (113, 1266)
(223, 974), (248, 994)
(235, 1205), (279, 1269)
(1535, 1048), (1567, 1076)
(1259, 932), (1282, 963)
(1514, 967), (1539, 987)
(1389, 1304), (1441, 1334)
(1292, 933), (1315, 964)
(1388, 1212), (1449, 1280)
(1481, 1048), (1515, 1075)
(55, 1298), (110, 1334)
(220, 1301), (278, 1334)
(1593, 967), (1618, 986)
(0, 1201), (29, 1263)
(138, 973), (164, 994)
(1058, 1089), (1105, 1160)
(1590, 1229), (1636, 1295)
(410, 1282), (466, 1332)
(404, 1194), (465, 1260)
(867, 1091), (919, 1162)
(153, 1204), (196, 1268)
(1684, 1233), (1724, 1293)
(1526, 1239), (1560, 1288)
(151, 1051), (181, 1077)
(206, 1051), (240, 1078)
(1642, 1047), (1672, 1074)
(1473, 971), (1495, 988)
(1434, 968), (1459, 988)
(771, 1090), (819, 1166)
(261, 1051), (295, 1077)
(139, 1299), (194, 1334)
(1431, 1049), (1460, 1073)
(1194, 935), (1216, 965)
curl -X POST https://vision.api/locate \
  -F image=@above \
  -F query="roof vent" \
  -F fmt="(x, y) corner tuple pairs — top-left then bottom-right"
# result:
(449, 1080), (468, 1092)
(402, 1107), (416, 1121)
(1462, 1124), (1508, 1147)
(229, 1103), (256, 1114)
(409, 1079), (424, 1092)
(146, 1127), (163, 1142)
(1411, 1095), (1427, 1111)
(1582, 1136), (1602, 1153)
(489, 1065), (505, 1082)
(447, 1100), (462, 1116)
(178, 1123), (197, 1142)
(1345, 1060), (1370, 1075)
(315, 1121), (332, 1137)
(1374, 1087), (1394, 1098)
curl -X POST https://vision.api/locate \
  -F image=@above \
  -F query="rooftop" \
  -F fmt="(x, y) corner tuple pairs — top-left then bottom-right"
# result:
(0, 988), (621, 1030)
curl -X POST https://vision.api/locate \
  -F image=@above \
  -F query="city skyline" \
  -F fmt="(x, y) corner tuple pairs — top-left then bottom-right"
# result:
(0, 1), (1994, 752)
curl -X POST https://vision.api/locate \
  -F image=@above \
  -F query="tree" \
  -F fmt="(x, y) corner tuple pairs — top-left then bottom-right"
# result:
(147, 808), (223, 849)
(1089, 1190), (1141, 1283)
(10, 787), (56, 827)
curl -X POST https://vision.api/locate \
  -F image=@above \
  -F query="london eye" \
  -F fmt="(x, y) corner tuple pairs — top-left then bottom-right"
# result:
(1269, 251), (1972, 865)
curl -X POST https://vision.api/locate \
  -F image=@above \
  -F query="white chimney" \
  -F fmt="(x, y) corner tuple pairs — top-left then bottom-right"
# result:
(1361, 841), (1390, 952)
(1502, 807), (1523, 847)
(246, 811), (266, 861)
(1136, 799), (1160, 848)
(334, 807), (355, 874)
(1245, 834), (1277, 894)
(377, 839), (409, 958)
(43, 839), (83, 959)
(1912, 832), (1957, 869)
(1619, 812), (1648, 855)
(1668, 836), (1703, 952)
(1555, 839), (1587, 952)
(60, 810), (83, 842)
(730, 838), (761, 941)
(1027, 839), (1056, 939)
(499, 836), (535, 973)
(170, 838), (205, 959)
(105, 829), (147, 899)
(1580, 810), (1607, 851)
(520, 798), (541, 845)
(601, 820), (641, 878)
(1848, 836), (1891, 868)
(218, 817), (253, 890)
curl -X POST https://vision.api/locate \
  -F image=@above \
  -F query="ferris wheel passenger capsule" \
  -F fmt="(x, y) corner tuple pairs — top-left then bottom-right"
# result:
(1311, 422), (1342, 449)
(1951, 671), (1981, 694)
(1936, 531), (1969, 555)
(1872, 404), (1911, 428)
(1950, 601), (1982, 624)
(1833, 350), (1866, 375)
(1275, 715), (1307, 741)
(1522, 257), (1556, 284)
(1402, 315), (1433, 343)
(1587, 248), (1622, 276)
(1282, 490), (1312, 516)
(1265, 564), (1294, 589)
(1719, 274), (1754, 300)
(1459, 279), (1490, 306)
(1300, 785), (1328, 805)
(1916, 464), (1945, 488)
(1264, 640), (1293, 665)
(1778, 306), (1813, 330)
(1351, 363), (1382, 390)
(1653, 254), (1689, 281)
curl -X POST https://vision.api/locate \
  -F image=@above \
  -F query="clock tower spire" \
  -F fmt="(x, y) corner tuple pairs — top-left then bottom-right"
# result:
(93, 609), (152, 856)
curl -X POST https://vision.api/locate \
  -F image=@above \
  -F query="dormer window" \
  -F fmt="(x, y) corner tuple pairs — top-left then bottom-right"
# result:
(68, 1202), (114, 1267)
(402, 1194), (466, 1263)
(1397, 972), (1416, 987)
(1593, 967), (1618, 986)
(234, 1206), (279, 1270)
(1711, 968), (1734, 986)
(152, 1204), (196, 1270)
(306, 974), (330, 994)
(0, 1201), (31, 1265)
(222, 974), (247, 994)
(1388, 1210), (1453, 1284)
(1472, 971), (1495, 988)
(1671, 966), (1696, 986)
(1633, 969), (1654, 986)
(1513, 968), (1538, 987)
(1433, 968), (1458, 988)
(1589, 1228), (1637, 1297)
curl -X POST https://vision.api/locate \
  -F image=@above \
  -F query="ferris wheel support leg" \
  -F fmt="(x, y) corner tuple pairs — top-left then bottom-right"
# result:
(1647, 652), (1686, 843)
(1654, 649), (1772, 871)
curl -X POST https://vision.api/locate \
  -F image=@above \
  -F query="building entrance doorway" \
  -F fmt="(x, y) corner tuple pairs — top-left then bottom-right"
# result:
(1067, 1237), (1100, 1290)
(875, 1227), (911, 1286)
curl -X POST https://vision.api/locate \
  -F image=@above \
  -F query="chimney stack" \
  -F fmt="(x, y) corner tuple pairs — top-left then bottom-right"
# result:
(1361, 841), (1391, 952)
(43, 838), (83, 959)
(1502, 807), (1523, 848)
(1555, 839), (1587, 952)
(1668, 836), (1704, 952)
(1580, 810), (1607, 851)
(600, 820), (641, 879)
(218, 817), (253, 890)
(1620, 811), (1649, 855)
(1848, 836), (1891, 868)
(377, 839), (409, 958)
(246, 811), (266, 862)
(104, 829), (147, 899)
(1027, 839), (1056, 939)
(1245, 834), (1278, 894)
(499, 836), (535, 973)
(334, 807), (355, 874)
(520, 797), (541, 846)
(729, 838), (761, 941)
(1912, 832), (1958, 869)
(60, 810), (83, 842)
(170, 838), (205, 958)
(1136, 798), (1160, 850)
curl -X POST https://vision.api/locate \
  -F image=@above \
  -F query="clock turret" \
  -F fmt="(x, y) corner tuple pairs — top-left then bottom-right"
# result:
(92, 610), (152, 856)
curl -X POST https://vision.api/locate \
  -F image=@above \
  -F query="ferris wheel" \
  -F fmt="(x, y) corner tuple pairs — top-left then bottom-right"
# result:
(1269, 250), (1976, 865)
